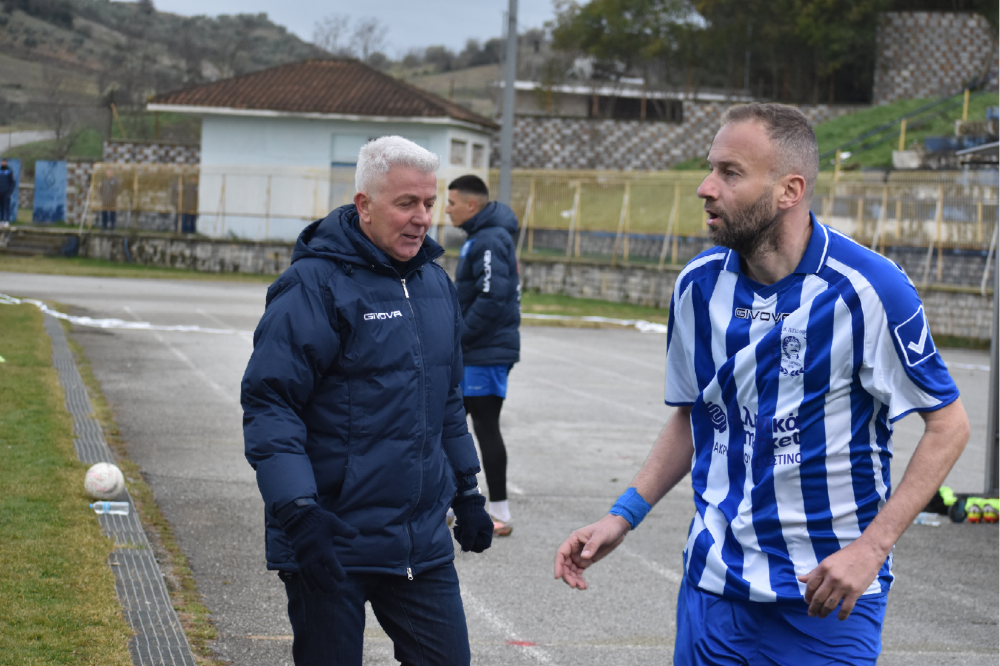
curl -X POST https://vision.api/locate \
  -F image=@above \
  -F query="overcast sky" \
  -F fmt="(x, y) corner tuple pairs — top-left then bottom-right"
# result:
(147, 0), (557, 55)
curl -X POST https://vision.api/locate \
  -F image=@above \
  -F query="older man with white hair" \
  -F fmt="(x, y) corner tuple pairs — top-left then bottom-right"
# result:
(242, 136), (493, 666)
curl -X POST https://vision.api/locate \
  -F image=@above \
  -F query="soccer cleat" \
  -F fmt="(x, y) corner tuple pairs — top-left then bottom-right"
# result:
(490, 515), (513, 537)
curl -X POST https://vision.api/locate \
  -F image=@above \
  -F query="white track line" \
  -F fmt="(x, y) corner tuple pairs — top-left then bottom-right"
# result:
(531, 376), (667, 424)
(522, 345), (659, 390)
(0, 293), (253, 336)
(460, 585), (553, 664)
(522, 313), (667, 333)
(196, 308), (254, 344)
(948, 362), (990, 372)
(123, 306), (239, 408)
(618, 545), (683, 584)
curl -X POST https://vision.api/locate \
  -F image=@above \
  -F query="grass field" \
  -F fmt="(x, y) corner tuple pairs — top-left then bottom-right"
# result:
(0, 303), (132, 665)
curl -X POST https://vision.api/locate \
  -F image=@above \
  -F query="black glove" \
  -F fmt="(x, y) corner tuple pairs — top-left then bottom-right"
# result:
(280, 500), (358, 593)
(452, 491), (493, 553)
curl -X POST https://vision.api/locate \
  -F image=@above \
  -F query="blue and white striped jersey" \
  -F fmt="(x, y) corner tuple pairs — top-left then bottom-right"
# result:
(664, 217), (959, 603)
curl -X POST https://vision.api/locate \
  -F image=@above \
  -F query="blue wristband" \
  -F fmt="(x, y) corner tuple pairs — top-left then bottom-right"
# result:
(609, 487), (652, 530)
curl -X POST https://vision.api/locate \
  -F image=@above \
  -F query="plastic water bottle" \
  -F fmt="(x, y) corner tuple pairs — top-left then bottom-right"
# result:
(913, 511), (940, 526)
(90, 501), (129, 515)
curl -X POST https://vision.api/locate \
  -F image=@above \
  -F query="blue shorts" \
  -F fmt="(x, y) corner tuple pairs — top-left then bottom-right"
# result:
(460, 365), (510, 398)
(674, 578), (885, 666)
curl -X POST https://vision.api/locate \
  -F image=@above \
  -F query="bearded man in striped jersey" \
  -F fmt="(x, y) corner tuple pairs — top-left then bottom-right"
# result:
(555, 103), (970, 666)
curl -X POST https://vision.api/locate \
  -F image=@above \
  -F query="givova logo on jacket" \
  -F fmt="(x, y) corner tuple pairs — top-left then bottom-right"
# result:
(364, 310), (403, 321)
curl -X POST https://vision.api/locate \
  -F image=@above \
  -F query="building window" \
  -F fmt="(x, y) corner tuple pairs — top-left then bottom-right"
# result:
(588, 96), (683, 122)
(450, 139), (467, 165)
(471, 143), (485, 168)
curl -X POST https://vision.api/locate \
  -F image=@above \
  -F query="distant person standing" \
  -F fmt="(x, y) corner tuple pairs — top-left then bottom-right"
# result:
(172, 173), (198, 233)
(0, 159), (15, 224)
(100, 168), (118, 230)
(446, 175), (520, 536)
(181, 175), (198, 234)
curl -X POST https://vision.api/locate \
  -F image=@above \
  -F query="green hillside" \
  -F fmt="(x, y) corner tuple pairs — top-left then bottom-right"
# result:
(814, 92), (998, 170)
(675, 91), (998, 171)
(0, 1), (325, 137)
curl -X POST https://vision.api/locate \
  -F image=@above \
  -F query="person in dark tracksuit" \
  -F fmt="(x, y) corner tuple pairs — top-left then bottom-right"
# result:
(241, 137), (494, 666)
(446, 175), (520, 536)
(0, 159), (15, 223)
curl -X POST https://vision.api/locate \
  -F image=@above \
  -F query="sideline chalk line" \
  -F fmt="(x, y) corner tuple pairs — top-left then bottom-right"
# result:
(0, 293), (253, 336)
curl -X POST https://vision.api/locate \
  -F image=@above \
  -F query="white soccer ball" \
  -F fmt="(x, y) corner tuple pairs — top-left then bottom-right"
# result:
(84, 463), (126, 500)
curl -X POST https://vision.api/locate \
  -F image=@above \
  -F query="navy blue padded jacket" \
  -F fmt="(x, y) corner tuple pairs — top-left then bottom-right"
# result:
(241, 204), (481, 575)
(456, 201), (521, 367)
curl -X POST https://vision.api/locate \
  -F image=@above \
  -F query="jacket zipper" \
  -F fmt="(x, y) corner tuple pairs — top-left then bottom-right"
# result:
(401, 275), (424, 581)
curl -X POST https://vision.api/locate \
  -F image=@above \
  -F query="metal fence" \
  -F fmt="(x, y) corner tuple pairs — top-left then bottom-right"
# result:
(83, 163), (200, 233)
(82, 165), (998, 262)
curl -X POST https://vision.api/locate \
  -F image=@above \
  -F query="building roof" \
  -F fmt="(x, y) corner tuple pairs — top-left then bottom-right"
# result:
(149, 59), (499, 130)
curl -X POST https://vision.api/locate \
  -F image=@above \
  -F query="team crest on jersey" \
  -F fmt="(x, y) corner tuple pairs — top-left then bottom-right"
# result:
(779, 332), (805, 377)
(706, 402), (727, 432)
(893, 305), (936, 367)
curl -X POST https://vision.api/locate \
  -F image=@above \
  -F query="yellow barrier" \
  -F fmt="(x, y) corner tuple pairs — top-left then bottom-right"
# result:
(83, 164), (997, 255)
(85, 163), (200, 232)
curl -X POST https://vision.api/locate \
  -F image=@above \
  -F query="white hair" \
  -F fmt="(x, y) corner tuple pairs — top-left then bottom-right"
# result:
(355, 136), (440, 199)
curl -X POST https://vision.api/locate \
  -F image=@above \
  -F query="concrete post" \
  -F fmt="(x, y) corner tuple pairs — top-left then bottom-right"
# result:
(497, 0), (518, 206)
(987, 220), (999, 495)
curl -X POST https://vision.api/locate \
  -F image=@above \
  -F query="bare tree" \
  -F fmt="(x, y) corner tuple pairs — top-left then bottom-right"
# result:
(41, 67), (78, 157)
(313, 13), (353, 56)
(351, 17), (387, 62)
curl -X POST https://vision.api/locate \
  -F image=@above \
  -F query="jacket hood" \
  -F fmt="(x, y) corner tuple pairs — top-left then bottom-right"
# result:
(291, 204), (444, 272)
(460, 201), (519, 238)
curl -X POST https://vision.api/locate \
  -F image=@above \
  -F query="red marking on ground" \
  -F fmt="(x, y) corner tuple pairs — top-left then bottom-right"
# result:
(507, 640), (537, 647)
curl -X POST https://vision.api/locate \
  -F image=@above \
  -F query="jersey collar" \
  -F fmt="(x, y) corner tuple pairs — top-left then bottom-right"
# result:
(722, 212), (828, 275)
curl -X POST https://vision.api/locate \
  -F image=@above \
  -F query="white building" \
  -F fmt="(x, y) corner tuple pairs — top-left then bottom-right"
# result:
(148, 59), (498, 240)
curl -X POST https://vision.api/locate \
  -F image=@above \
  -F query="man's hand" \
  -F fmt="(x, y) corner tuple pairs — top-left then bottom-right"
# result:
(798, 399), (970, 621)
(452, 493), (493, 553)
(797, 537), (887, 620)
(554, 514), (630, 590)
(283, 503), (359, 594)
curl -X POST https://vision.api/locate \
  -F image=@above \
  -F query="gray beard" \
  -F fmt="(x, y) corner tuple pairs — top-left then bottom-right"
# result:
(708, 189), (781, 261)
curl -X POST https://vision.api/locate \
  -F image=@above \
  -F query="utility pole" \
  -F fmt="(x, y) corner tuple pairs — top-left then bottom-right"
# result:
(987, 229), (999, 495)
(743, 22), (752, 93)
(498, 0), (518, 206)
(955, 141), (1000, 497)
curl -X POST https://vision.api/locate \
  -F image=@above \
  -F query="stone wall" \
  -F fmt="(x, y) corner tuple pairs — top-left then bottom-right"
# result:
(102, 139), (200, 165)
(84, 232), (293, 274)
(66, 161), (95, 226)
(521, 257), (677, 309)
(518, 256), (994, 340)
(494, 101), (865, 170)
(525, 229), (715, 265)
(873, 11), (998, 105)
(2, 228), (991, 340)
(17, 182), (33, 211)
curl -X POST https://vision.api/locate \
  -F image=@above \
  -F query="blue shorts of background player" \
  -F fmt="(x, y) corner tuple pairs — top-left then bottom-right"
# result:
(674, 578), (886, 665)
